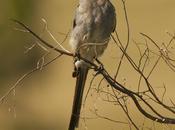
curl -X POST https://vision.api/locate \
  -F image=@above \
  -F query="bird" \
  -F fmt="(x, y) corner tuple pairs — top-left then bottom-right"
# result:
(69, 0), (116, 130)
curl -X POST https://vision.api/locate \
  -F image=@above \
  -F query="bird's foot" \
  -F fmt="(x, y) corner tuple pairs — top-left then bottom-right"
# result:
(97, 64), (104, 72)
(72, 68), (79, 77)
(94, 61), (104, 75)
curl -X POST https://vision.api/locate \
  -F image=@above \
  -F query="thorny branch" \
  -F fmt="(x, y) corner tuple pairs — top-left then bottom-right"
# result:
(1, 1), (175, 129)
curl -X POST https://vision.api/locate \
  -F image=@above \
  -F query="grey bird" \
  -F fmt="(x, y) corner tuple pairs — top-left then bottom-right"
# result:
(69, 0), (116, 130)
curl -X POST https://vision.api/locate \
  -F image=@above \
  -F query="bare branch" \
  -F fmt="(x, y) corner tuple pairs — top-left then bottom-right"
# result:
(0, 54), (62, 104)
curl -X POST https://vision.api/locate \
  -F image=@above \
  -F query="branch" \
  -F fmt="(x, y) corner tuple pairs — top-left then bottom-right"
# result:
(6, 18), (175, 129)
(0, 54), (62, 104)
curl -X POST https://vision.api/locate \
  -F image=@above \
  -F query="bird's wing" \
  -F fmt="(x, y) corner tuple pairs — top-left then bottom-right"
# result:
(73, 4), (80, 29)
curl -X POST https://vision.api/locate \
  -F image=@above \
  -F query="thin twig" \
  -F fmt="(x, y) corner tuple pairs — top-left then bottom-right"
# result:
(0, 54), (62, 104)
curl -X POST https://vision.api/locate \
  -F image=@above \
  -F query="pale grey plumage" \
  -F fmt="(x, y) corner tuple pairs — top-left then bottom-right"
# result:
(69, 0), (116, 130)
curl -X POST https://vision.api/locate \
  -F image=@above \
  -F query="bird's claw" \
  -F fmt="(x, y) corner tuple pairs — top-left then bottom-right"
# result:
(98, 64), (104, 71)
(95, 64), (104, 76)
(72, 69), (79, 77)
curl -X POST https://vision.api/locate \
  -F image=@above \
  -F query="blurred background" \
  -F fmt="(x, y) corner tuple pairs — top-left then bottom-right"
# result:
(0, 0), (175, 130)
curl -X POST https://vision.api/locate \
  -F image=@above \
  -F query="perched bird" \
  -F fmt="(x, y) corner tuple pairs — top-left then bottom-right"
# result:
(69, 0), (116, 129)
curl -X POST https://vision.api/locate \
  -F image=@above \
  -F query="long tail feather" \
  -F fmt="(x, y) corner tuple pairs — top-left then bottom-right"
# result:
(69, 67), (88, 130)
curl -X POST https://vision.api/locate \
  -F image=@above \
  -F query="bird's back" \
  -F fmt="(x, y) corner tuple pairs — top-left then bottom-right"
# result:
(70, 0), (116, 60)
